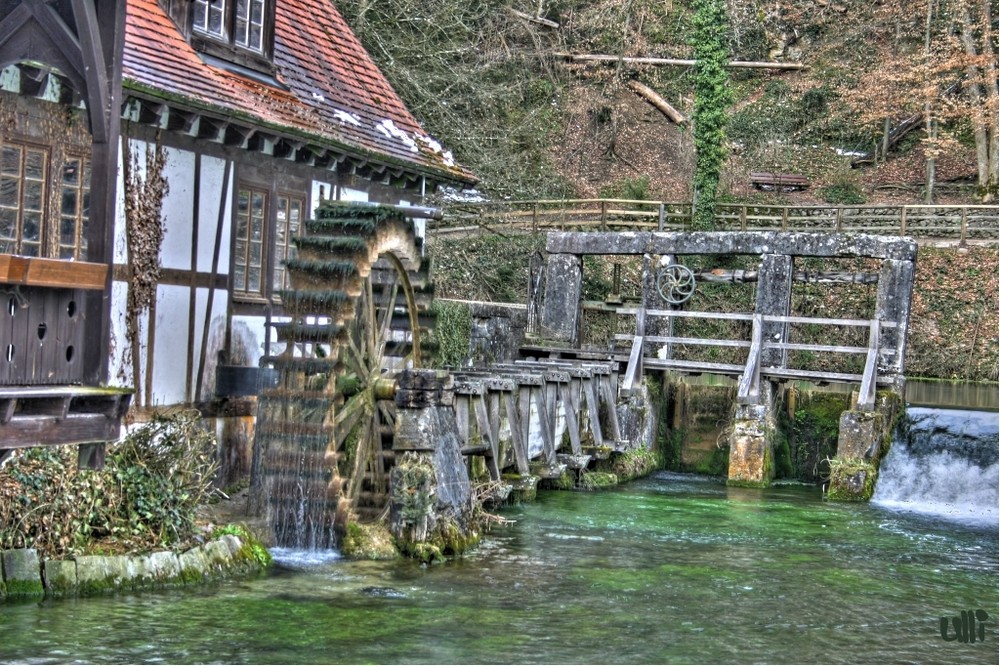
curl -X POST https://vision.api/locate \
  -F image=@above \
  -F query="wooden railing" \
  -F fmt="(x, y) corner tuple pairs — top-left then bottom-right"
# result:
(433, 199), (999, 243)
(613, 306), (896, 409)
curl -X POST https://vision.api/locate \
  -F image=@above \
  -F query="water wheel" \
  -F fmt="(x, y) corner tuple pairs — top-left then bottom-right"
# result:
(251, 203), (428, 548)
(334, 252), (422, 521)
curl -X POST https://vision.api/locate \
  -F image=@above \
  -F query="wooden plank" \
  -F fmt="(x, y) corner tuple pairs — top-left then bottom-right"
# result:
(583, 377), (604, 446)
(737, 314), (764, 405)
(599, 375), (622, 442)
(615, 333), (751, 348)
(454, 395), (470, 447)
(621, 335), (644, 394)
(0, 413), (122, 448)
(3, 257), (108, 290)
(504, 392), (530, 474)
(532, 387), (556, 464)
(558, 382), (582, 455)
(473, 395), (501, 481)
(857, 321), (880, 411)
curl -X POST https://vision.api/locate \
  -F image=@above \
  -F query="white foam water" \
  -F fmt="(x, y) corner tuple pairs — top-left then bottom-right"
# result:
(873, 407), (999, 528)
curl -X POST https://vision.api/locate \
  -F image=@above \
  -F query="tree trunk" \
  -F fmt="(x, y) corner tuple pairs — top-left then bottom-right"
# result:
(923, 0), (936, 205)
(881, 117), (891, 163)
(959, 4), (995, 199)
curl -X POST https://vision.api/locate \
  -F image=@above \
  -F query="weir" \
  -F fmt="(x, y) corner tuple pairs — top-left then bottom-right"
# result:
(530, 230), (917, 495)
(248, 220), (925, 549)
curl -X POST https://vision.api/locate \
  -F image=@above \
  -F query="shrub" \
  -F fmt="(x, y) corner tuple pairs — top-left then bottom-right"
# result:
(0, 411), (218, 558)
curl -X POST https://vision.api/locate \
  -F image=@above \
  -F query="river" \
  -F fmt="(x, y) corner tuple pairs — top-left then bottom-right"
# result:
(1, 407), (997, 665)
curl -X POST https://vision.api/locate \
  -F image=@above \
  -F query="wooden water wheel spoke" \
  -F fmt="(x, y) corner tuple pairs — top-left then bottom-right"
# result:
(333, 249), (421, 519)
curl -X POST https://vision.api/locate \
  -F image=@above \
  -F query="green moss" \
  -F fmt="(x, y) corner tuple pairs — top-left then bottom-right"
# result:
(342, 523), (400, 561)
(539, 469), (576, 491)
(692, 445), (730, 476)
(578, 471), (619, 491)
(3, 578), (44, 600)
(826, 457), (879, 500)
(595, 448), (660, 483)
(429, 300), (472, 367)
(211, 524), (272, 568)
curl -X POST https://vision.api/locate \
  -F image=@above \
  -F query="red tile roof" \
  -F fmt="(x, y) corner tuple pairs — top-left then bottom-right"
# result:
(123, 0), (475, 185)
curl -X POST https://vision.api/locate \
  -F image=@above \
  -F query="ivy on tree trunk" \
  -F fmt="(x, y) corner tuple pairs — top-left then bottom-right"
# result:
(690, 0), (732, 230)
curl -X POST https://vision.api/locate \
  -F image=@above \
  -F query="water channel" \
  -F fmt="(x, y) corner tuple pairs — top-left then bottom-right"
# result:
(1, 405), (997, 665)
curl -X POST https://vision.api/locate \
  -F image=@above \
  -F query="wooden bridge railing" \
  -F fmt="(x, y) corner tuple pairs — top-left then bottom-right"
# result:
(613, 307), (898, 410)
(433, 199), (999, 243)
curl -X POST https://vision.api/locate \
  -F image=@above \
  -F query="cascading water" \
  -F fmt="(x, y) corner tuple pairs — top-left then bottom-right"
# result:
(873, 406), (999, 526)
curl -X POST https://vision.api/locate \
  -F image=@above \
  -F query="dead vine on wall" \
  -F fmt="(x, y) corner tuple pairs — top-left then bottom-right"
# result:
(122, 139), (168, 406)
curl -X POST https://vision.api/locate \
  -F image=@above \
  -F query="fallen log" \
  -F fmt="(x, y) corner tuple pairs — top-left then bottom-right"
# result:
(555, 53), (808, 70)
(626, 80), (687, 124)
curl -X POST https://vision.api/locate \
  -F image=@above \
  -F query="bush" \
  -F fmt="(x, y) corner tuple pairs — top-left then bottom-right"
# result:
(0, 411), (218, 558)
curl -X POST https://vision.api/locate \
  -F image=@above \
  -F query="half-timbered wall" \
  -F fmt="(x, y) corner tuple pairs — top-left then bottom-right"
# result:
(112, 129), (428, 408)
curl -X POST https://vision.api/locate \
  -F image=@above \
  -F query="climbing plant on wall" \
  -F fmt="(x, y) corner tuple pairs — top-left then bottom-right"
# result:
(122, 140), (168, 406)
(690, 0), (732, 230)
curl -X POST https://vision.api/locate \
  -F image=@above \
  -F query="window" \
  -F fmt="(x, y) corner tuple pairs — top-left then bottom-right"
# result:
(0, 143), (47, 257)
(233, 185), (267, 299)
(190, 0), (274, 62)
(58, 157), (90, 260)
(273, 193), (303, 295)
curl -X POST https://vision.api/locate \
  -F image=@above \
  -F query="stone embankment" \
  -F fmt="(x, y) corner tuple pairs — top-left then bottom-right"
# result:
(0, 534), (268, 602)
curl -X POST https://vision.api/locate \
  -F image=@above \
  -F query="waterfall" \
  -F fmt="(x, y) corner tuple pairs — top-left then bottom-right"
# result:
(873, 407), (999, 527)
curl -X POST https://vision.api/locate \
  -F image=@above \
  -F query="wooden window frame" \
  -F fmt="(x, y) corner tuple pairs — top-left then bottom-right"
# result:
(0, 140), (49, 259)
(188, 0), (277, 75)
(272, 191), (304, 302)
(57, 154), (90, 260)
(232, 182), (269, 303)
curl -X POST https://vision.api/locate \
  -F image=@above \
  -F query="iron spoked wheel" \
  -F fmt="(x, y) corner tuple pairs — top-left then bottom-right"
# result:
(332, 251), (421, 521)
(656, 263), (696, 305)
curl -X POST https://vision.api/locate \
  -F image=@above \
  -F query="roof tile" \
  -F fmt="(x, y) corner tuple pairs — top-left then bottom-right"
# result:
(123, 0), (474, 184)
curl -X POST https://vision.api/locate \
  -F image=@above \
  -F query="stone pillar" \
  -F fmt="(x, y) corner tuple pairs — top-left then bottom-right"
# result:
(538, 253), (582, 345)
(755, 254), (793, 367)
(391, 370), (477, 558)
(727, 381), (777, 487)
(828, 392), (902, 500)
(642, 254), (672, 354)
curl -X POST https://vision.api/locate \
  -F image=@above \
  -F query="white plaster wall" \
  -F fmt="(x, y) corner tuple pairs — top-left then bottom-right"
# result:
(231, 314), (268, 366)
(339, 187), (368, 202)
(150, 284), (190, 405)
(197, 156), (232, 273)
(311, 180), (333, 217)
(159, 147), (196, 270)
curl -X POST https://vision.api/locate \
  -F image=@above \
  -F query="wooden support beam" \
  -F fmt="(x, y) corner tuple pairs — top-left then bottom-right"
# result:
(737, 314), (764, 405)
(555, 53), (808, 70)
(626, 80), (686, 124)
(857, 321), (880, 411)
(504, 392), (530, 475)
(558, 382), (582, 455)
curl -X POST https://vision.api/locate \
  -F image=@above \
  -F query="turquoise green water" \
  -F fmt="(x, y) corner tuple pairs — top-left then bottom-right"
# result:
(1, 474), (997, 664)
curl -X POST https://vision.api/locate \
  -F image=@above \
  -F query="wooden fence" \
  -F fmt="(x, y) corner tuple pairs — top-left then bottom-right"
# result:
(433, 199), (999, 243)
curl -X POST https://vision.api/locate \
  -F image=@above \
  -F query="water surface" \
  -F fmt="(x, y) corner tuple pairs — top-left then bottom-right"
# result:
(2, 472), (996, 664)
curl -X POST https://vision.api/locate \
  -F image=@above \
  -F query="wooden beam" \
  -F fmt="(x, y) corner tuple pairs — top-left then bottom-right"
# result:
(555, 53), (808, 70)
(626, 80), (686, 124)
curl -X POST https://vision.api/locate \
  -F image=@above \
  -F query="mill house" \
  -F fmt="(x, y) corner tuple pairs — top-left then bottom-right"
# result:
(0, 0), (475, 466)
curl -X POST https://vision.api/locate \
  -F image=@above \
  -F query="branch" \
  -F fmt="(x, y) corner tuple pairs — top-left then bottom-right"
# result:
(508, 8), (559, 29)
(626, 80), (687, 124)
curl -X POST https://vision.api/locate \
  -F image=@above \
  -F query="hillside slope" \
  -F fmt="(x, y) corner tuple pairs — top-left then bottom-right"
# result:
(334, 0), (991, 204)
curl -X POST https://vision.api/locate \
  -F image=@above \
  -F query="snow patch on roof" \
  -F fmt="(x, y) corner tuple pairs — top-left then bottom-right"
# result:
(377, 119), (419, 153)
(419, 135), (455, 167)
(333, 109), (361, 126)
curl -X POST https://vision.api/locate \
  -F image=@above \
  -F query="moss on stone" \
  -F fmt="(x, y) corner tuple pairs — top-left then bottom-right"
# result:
(578, 471), (618, 490)
(342, 523), (400, 560)
(3, 578), (44, 600)
(540, 469), (576, 490)
(595, 447), (660, 483)
(826, 457), (879, 500)
(211, 524), (272, 569)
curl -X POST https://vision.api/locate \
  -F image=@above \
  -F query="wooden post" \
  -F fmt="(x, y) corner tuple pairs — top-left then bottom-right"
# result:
(900, 206), (908, 236)
(960, 207), (968, 245)
(658, 203), (665, 231)
(835, 206), (843, 232)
